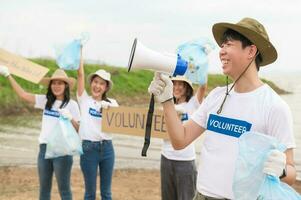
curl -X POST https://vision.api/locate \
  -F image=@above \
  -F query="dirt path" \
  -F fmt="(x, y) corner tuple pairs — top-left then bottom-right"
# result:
(0, 166), (160, 200)
(0, 166), (300, 200)
(0, 167), (301, 200)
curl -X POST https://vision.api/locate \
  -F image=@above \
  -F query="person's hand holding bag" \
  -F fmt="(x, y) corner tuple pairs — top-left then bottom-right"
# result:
(100, 100), (111, 109)
(263, 149), (286, 177)
(58, 108), (73, 121)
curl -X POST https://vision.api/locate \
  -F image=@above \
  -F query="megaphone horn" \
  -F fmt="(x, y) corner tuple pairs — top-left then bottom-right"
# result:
(127, 38), (188, 76)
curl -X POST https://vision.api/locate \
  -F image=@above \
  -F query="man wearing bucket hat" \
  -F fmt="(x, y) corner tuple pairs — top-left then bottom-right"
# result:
(76, 49), (118, 200)
(160, 75), (207, 200)
(0, 66), (80, 200)
(148, 18), (296, 199)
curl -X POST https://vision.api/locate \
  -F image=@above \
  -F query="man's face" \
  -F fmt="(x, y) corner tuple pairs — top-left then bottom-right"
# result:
(219, 39), (251, 79)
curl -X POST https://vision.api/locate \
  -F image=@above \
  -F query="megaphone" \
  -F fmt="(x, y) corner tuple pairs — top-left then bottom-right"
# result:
(127, 38), (188, 76)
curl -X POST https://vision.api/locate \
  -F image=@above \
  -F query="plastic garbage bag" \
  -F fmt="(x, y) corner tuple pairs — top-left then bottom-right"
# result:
(45, 116), (83, 159)
(56, 32), (89, 70)
(257, 175), (301, 200)
(233, 131), (301, 200)
(176, 38), (215, 85)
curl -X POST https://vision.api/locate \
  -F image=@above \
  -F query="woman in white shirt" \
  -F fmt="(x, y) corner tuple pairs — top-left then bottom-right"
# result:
(77, 49), (118, 200)
(0, 66), (80, 200)
(161, 76), (206, 200)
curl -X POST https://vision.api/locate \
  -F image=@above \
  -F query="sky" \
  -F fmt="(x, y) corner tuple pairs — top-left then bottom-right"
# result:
(0, 0), (301, 75)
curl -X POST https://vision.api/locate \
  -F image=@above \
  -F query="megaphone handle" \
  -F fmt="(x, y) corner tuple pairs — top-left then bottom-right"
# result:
(141, 94), (155, 157)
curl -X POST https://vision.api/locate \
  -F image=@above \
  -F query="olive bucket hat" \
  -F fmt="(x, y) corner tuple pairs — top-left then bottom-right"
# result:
(212, 17), (277, 66)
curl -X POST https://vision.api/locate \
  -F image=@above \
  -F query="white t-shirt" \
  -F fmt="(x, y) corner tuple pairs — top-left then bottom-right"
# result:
(77, 90), (118, 141)
(191, 84), (295, 199)
(162, 96), (200, 161)
(34, 95), (81, 144)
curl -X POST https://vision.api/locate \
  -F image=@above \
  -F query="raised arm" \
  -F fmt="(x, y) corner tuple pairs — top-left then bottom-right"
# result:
(0, 65), (35, 104)
(8, 76), (35, 104)
(195, 83), (207, 104)
(77, 47), (85, 96)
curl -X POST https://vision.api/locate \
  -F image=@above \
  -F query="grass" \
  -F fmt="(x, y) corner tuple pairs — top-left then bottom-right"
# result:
(0, 58), (288, 116)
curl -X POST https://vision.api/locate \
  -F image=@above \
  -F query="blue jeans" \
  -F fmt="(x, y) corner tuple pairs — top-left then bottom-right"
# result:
(80, 140), (115, 200)
(38, 144), (73, 200)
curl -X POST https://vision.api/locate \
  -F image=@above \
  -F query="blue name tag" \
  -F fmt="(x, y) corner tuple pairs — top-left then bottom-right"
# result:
(181, 113), (188, 122)
(207, 114), (252, 138)
(44, 109), (60, 118)
(89, 108), (102, 118)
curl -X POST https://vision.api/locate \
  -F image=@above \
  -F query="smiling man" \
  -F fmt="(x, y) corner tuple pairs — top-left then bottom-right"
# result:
(148, 17), (297, 200)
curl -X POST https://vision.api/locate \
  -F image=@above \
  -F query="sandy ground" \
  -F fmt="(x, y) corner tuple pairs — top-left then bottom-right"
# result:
(0, 166), (160, 200)
(0, 166), (300, 200)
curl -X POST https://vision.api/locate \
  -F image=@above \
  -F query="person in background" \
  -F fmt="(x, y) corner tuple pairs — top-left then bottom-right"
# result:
(76, 48), (118, 200)
(160, 75), (206, 200)
(0, 66), (80, 200)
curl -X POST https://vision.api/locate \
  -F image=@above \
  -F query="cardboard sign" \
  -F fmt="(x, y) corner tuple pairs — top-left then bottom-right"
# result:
(102, 106), (174, 139)
(0, 48), (49, 83)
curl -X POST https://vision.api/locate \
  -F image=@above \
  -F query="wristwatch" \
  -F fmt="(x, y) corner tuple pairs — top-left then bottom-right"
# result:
(279, 166), (287, 179)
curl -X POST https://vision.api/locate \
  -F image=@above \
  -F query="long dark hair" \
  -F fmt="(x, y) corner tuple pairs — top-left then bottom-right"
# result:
(45, 80), (70, 110)
(173, 81), (193, 104)
(90, 75), (111, 103)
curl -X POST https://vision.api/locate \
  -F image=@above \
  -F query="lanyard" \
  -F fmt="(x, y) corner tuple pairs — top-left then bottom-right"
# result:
(217, 52), (259, 114)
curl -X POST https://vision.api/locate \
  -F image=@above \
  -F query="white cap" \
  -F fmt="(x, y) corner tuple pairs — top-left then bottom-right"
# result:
(88, 69), (113, 90)
(171, 75), (193, 91)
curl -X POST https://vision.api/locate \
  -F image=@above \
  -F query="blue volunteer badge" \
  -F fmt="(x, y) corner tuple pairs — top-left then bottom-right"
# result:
(44, 109), (60, 118)
(181, 113), (189, 122)
(207, 114), (252, 138)
(89, 108), (102, 118)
